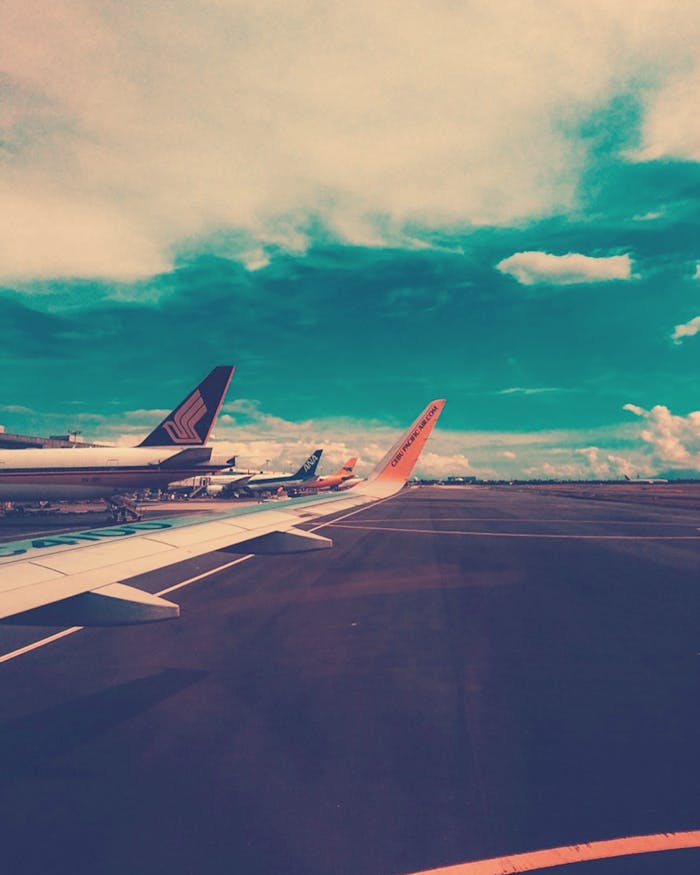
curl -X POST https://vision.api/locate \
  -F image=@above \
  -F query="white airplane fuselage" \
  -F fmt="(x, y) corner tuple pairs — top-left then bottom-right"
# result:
(0, 446), (224, 501)
(207, 471), (313, 496)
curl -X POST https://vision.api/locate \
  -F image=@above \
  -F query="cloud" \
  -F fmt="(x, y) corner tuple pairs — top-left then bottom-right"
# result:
(633, 64), (700, 163)
(498, 387), (564, 396)
(572, 447), (637, 479)
(671, 315), (700, 344)
(496, 251), (633, 285)
(624, 402), (700, 470)
(0, 189), (169, 281)
(605, 453), (636, 477)
(94, 401), (649, 481)
(0, 387), (666, 480)
(414, 452), (473, 480)
(576, 446), (611, 478)
(0, 404), (35, 416)
(521, 447), (641, 480)
(3, 1), (700, 280)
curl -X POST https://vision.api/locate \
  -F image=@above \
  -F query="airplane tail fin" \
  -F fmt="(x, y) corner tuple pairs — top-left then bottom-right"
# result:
(359, 400), (445, 497)
(139, 366), (234, 447)
(338, 457), (357, 476)
(292, 449), (323, 479)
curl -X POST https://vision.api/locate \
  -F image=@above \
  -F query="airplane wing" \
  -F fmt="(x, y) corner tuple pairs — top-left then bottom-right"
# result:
(0, 400), (445, 626)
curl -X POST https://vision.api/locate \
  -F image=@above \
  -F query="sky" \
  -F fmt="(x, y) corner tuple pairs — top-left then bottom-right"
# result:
(2, 0), (700, 479)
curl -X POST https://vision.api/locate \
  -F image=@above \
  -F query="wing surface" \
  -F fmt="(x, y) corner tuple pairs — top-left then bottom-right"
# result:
(0, 400), (444, 625)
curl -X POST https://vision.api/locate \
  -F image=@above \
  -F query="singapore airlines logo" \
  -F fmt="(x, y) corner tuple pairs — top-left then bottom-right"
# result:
(163, 389), (207, 443)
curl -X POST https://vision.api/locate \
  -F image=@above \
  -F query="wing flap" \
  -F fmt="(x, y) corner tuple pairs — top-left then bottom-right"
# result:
(3, 582), (179, 626)
(226, 528), (332, 554)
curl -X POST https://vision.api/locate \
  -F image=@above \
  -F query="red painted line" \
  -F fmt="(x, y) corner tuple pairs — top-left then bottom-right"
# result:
(402, 830), (700, 874)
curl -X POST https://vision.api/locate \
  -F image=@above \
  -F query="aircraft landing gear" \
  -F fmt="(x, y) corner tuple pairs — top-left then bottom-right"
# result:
(107, 496), (142, 523)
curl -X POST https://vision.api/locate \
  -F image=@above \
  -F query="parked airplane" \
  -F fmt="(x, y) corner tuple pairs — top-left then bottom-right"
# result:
(206, 449), (323, 497)
(298, 457), (358, 492)
(0, 399), (444, 626)
(624, 474), (668, 484)
(0, 366), (234, 517)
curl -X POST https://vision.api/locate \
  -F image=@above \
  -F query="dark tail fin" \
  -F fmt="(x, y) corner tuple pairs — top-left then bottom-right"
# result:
(292, 449), (323, 479)
(139, 366), (234, 447)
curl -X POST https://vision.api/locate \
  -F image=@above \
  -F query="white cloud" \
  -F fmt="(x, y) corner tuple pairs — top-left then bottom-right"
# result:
(498, 386), (564, 395)
(106, 402), (649, 481)
(522, 448), (643, 480)
(496, 251), (633, 286)
(2, 1), (700, 279)
(576, 446), (611, 478)
(0, 187), (169, 281)
(0, 404), (35, 415)
(671, 315), (700, 344)
(634, 65), (700, 162)
(605, 453), (637, 477)
(694, 264), (700, 279)
(414, 452), (473, 480)
(3, 393), (690, 480)
(624, 402), (700, 469)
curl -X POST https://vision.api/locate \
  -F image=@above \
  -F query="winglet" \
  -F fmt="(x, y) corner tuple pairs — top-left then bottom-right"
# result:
(361, 400), (445, 496)
(139, 366), (234, 447)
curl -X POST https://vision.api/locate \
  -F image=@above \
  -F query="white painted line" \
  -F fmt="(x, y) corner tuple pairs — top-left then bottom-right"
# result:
(402, 829), (700, 874)
(155, 554), (254, 596)
(0, 555), (257, 664)
(0, 626), (84, 664)
(329, 523), (700, 541)
(309, 494), (398, 533)
(351, 517), (699, 526)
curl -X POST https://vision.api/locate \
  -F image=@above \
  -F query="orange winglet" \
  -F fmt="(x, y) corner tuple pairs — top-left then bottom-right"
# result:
(367, 399), (446, 485)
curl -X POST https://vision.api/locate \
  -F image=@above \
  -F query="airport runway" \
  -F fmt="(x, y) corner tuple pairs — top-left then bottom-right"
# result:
(0, 486), (698, 875)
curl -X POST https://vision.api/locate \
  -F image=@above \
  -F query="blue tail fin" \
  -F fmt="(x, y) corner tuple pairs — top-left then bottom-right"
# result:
(292, 449), (323, 480)
(139, 366), (234, 447)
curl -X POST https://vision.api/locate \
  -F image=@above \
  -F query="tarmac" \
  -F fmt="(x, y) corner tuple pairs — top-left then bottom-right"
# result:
(0, 485), (698, 875)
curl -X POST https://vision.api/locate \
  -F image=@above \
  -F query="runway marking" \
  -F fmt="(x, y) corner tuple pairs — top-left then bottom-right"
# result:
(0, 625), (84, 663)
(402, 829), (700, 874)
(351, 517), (699, 526)
(155, 554), (254, 597)
(329, 523), (700, 540)
(309, 493), (398, 533)
(0, 555), (256, 664)
(0, 495), (397, 665)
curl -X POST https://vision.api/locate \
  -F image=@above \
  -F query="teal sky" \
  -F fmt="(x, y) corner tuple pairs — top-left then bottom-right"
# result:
(2, 2), (700, 478)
